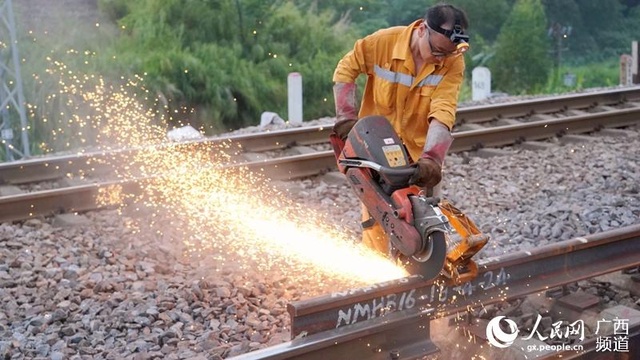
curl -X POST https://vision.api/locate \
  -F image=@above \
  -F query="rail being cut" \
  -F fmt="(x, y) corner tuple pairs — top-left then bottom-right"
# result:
(229, 224), (640, 360)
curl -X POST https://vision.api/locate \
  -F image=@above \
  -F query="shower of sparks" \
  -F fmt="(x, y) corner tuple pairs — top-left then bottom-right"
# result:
(43, 60), (407, 286)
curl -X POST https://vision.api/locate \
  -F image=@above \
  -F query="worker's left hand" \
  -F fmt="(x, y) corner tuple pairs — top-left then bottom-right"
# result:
(409, 157), (442, 188)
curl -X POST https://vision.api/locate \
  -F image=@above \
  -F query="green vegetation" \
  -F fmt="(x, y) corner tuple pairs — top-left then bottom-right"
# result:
(489, 0), (552, 94)
(12, 1), (119, 155)
(9, 0), (640, 157)
(99, 0), (356, 133)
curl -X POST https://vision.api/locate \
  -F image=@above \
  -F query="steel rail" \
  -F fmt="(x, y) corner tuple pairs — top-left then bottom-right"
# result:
(455, 85), (640, 123)
(2, 86), (640, 185)
(3, 101), (636, 187)
(0, 151), (338, 222)
(229, 224), (640, 359)
(0, 179), (143, 223)
(1, 108), (639, 223)
(232, 307), (439, 360)
(0, 126), (332, 185)
(451, 105), (640, 151)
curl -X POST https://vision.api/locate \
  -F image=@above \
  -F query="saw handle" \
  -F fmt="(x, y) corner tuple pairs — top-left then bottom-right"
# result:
(338, 159), (416, 188)
(377, 166), (415, 176)
(377, 165), (416, 188)
(338, 159), (415, 176)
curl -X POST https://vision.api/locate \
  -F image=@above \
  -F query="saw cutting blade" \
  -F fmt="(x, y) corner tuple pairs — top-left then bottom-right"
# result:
(397, 231), (447, 281)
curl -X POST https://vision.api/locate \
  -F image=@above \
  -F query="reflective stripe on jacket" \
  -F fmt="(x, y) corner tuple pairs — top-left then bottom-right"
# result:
(333, 20), (464, 160)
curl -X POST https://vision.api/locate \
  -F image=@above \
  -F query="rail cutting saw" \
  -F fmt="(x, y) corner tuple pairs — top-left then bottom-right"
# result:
(330, 115), (489, 284)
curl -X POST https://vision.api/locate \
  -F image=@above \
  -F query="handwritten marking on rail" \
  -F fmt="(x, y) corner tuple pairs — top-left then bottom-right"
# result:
(333, 268), (509, 328)
(475, 267), (509, 291)
(416, 268), (510, 304)
(336, 289), (416, 327)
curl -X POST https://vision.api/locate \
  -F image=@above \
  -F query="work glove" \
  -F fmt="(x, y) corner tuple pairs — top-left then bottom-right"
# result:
(411, 119), (452, 188)
(409, 157), (442, 189)
(332, 118), (357, 141)
(333, 83), (357, 117)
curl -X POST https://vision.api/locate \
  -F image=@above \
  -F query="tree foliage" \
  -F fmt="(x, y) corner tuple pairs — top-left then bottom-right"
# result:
(90, 0), (640, 131)
(101, 0), (355, 132)
(489, 0), (552, 94)
(14, 0), (638, 158)
(450, 0), (510, 43)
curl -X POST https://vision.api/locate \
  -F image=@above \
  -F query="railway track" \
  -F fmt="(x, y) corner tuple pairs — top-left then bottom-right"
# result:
(1, 86), (640, 186)
(1, 88), (639, 359)
(1, 87), (640, 223)
(229, 224), (640, 360)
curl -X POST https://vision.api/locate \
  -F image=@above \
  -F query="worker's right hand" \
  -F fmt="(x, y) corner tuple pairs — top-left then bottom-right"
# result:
(332, 119), (357, 141)
(409, 157), (442, 189)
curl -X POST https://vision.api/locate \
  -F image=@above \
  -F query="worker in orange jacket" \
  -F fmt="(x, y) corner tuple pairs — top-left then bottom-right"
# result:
(332, 3), (469, 255)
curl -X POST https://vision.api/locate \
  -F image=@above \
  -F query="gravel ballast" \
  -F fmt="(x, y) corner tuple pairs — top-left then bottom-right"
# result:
(1, 117), (639, 359)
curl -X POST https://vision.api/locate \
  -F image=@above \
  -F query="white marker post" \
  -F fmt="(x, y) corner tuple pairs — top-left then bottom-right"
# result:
(472, 67), (491, 101)
(288, 72), (303, 125)
(620, 54), (633, 86)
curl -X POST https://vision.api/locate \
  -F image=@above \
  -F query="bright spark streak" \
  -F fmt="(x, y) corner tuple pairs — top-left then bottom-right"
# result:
(43, 60), (408, 287)
(151, 160), (408, 285)
(243, 216), (408, 283)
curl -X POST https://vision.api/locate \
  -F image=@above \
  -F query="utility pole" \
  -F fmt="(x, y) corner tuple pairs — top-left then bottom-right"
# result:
(0, 0), (29, 161)
(548, 23), (572, 72)
(633, 41), (639, 84)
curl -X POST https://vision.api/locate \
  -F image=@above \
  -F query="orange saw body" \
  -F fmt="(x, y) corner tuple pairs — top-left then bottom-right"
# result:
(330, 115), (489, 284)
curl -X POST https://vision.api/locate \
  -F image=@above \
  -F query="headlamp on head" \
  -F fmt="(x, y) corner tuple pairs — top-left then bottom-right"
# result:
(428, 21), (470, 54)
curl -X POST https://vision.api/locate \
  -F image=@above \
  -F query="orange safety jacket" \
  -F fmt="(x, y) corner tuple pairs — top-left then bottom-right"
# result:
(333, 20), (465, 161)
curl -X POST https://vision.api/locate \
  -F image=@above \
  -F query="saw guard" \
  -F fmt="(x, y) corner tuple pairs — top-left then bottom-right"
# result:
(439, 199), (490, 285)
